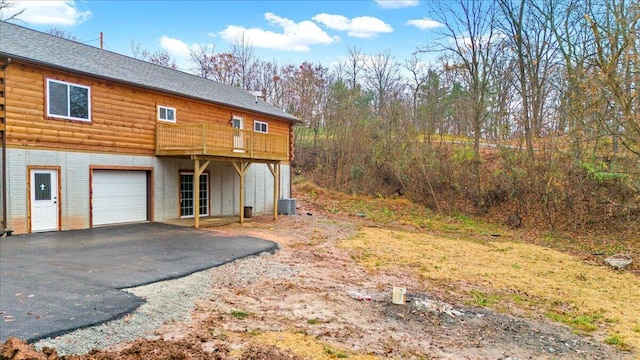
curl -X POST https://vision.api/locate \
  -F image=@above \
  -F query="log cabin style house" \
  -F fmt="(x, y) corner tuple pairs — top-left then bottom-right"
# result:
(0, 21), (300, 235)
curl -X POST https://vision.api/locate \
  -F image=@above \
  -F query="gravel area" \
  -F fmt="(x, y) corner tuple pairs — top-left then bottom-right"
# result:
(32, 253), (275, 356)
(17, 211), (635, 359)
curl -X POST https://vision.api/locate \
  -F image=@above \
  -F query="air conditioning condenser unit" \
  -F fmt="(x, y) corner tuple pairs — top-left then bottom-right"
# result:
(278, 199), (296, 215)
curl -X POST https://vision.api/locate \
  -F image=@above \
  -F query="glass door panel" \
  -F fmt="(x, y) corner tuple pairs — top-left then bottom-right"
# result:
(180, 173), (208, 218)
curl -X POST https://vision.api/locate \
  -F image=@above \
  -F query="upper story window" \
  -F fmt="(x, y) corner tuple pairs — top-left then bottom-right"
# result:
(254, 120), (268, 133)
(158, 105), (176, 122)
(47, 79), (91, 122)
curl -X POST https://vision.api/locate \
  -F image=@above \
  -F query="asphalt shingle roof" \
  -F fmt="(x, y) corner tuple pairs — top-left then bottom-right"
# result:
(0, 21), (299, 123)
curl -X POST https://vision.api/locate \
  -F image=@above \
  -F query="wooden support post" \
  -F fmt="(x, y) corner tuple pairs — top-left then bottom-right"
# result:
(232, 161), (251, 224)
(275, 164), (279, 220)
(238, 163), (244, 224)
(194, 160), (200, 229)
(193, 159), (210, 229)
(277, 163), (281, 198)
(267, 163), (279, 220)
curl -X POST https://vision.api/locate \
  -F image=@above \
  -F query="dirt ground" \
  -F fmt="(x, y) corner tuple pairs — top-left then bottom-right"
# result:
(1, 199), (636, 359)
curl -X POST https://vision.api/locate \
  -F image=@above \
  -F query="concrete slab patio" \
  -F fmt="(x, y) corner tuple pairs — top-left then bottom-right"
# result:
(0, 222), (277, 342)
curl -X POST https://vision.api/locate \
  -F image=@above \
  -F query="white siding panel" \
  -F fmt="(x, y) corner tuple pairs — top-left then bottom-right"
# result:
(64, 152), (90, 225)
(8, 149), (27, 216)
(242, 163), (291, 215)
(255, 165), (269, 213)
(221, 166), (236, 216)
(245, 167), (256, 211)
(153, 158), (177, 222)
(280, 164), (291, 199)
(209, 165), (223, 216)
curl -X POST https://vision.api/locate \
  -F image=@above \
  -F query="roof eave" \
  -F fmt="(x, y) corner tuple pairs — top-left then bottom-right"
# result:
(0, 52), (302, 124)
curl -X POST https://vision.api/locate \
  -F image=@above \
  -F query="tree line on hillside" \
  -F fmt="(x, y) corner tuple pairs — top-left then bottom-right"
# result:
(189, 0), (637, 235)
(6, 0), (638, 234)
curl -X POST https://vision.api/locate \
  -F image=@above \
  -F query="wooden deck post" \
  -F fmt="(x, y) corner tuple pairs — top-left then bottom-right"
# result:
(275, 163), (279, 220)
(267, 162), (280, 220)
(193, 159), (210, 229)
(194, 160), (200, 229)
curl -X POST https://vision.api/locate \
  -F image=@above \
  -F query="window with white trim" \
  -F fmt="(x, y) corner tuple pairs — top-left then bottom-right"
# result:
(254, 120), (268, 133)
(157, 105), (176, 122)
(47, 79), (91, 121)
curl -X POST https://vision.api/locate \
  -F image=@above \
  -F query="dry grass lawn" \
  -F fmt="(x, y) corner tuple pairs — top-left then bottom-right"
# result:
(340, 227), (640, 351)
(245, 332), (378, 360)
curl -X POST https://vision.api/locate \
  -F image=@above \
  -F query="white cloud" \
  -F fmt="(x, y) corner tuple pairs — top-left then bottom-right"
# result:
(159, 36), (191, 58)
(8, 0), (91, 26)
(313, 13), (392, 39)
(446, 31), (507, 56)
(158, 36), (208, 72)
(406, 17), (444, 30)
(375, 0), (419, 9)
(218, 12), (336, 52)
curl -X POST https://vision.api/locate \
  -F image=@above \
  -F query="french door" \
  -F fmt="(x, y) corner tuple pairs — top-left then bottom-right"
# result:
(180, 172), (208, 218)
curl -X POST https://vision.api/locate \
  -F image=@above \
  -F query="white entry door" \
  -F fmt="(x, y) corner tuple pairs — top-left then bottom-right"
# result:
(232, 116), (245, 152)
(30, 169), (59, 232)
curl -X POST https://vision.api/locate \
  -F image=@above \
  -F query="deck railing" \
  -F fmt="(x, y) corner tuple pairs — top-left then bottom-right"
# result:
(156, 123), (289, 161)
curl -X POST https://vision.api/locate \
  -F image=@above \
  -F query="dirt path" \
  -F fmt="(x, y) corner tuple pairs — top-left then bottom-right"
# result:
(2, 201), (635, 359)
(166, 211), (632, 359)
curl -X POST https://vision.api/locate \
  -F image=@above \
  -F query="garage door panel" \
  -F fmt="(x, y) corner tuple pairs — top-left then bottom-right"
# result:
(93, 170), (147, 226)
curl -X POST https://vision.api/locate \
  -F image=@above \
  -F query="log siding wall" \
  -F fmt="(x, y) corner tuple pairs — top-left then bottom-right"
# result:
(5, 61), (293, 157)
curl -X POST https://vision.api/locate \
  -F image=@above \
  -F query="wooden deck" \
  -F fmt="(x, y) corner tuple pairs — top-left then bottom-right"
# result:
(156, 123), (289, 161)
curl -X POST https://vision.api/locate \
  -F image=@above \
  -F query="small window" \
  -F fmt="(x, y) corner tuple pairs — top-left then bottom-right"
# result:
(158, 105), (176, 122)
(47, 79), (91, 121)
(254, 120), (268, 133)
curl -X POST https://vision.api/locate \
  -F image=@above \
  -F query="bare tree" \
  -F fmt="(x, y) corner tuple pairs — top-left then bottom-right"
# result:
(586, 0), (640, 158)
(322, 79), (371, 190)
(207, 52), (239, 86)
(0, 0), (25, 22)
(130, 41), (144, 59)
(189, 44), (217, 79)
(419, 66), (449, 143)
(231, 32), (257, 90)
(343, 46), (366, 90)
(486, 51), (517, 141)
(424, 0), (502, 199)
(47, 28), (80, 41)
(498, 0), (559, 159)
(404, 54), (429, 121)
(253, 59), (281, 105)
(148, 50), (178, 69)
(365, 49), (402, 117)
(543, 0), (599, 160)
(130, 41), (177, 70)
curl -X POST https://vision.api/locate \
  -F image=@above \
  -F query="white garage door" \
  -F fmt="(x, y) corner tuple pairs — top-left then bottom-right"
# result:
(93, 170), (147, 226)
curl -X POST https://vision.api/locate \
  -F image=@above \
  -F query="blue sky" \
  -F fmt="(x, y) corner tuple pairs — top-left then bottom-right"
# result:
(3, 0), (445, 72)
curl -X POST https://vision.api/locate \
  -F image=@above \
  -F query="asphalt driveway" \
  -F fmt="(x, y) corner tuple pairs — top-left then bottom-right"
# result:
(0, 222), (277, 342)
